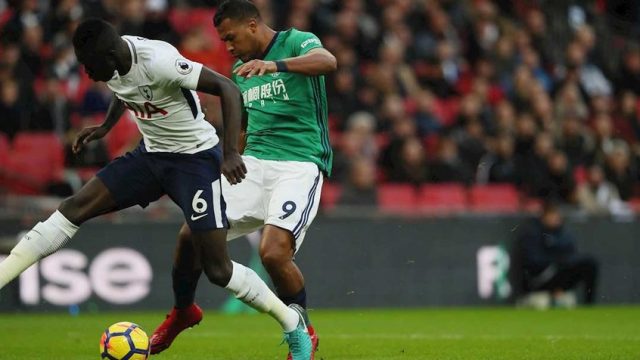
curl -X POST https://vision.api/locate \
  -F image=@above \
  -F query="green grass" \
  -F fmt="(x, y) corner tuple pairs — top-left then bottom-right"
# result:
(1, 306), (639, 359)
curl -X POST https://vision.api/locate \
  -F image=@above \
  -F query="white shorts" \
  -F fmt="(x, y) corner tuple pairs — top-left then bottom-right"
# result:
(222, 156), (323, 251)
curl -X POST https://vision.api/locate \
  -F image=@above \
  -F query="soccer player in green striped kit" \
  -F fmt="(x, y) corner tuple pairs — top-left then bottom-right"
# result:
(150, 1), (336, 359)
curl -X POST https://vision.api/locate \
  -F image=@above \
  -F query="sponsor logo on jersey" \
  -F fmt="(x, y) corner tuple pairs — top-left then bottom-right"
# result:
(300, 38), (321, 49)
(138, 85), (153, 101)
(242, 79), (289, 106)
(175, 59), (193, 75)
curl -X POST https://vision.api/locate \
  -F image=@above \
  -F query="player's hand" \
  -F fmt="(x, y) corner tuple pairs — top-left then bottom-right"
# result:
(222, 152), (247, 185)
(72, 125), (109, 154)
(233, 60), (277, 78)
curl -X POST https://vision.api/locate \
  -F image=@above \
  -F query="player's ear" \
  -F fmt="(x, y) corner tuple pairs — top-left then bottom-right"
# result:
(248, 18), (257, 33)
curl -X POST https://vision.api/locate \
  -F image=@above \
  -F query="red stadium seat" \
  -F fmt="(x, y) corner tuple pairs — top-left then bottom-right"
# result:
(76, 167), (100, 183)
(469, 184), (521, 213)
(573, 166), (587, 185)
(629, 198), (640, 213)
(432, 98), (460, 126)
(320, 182), (342, 211)
(0, 133), (9, 166)
(106, 114), (140, 159)
(522, 197), (543, 213)
(378, 184), (418, 214)
(3, 153), (56, 194)
(418, 183), (467, 215)
(12, 133), (65, 170)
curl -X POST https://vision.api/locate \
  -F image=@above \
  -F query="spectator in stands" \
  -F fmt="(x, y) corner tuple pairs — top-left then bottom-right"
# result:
(413, 88), (442, 136)
(577, 164), (631, 216)
(81, 82), (111, 115)
(521, 132), (554, 196)
(564, 40), (612, 98)
(332, 111), (378, 182)
(142, 2), (179, 45)
(29, 76), (71, 136)
(428, 136), (473, 184)
(521, 47), (552, 92)
(523, 8), (553, 67)
(0, 78), (22, 140)
(554, 82), (589, 122)
(117, 0), (145, 36)
(388, 136), (428, 184)
(370, 37), (419, 98)
(20, 21), (43, 77)
(617, 91), (640, 144)
(493, 99), (516, 135)
(0, 42), (35, 108)
(616, 44), (640, 95)
(45, 0), (84, 39)
(558, 116), (593, 168)
(517, 202), (599, 305)
(455, 119), (487, 172)
(327, 68), (359, 127)
(0, 0), (638, 202)
(537, 150), (576, 203)
(530, 90), (554, 132)
(604, 140), (636, 201)
(477, 132), (519, 185)
(338, 157), (378, 208)
(589, 113), (620, 165)
(454, 94), (486, 130)
(510, 65), (537, 113)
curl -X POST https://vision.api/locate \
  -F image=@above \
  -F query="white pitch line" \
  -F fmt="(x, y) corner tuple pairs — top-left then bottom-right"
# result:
(187, 332), (640, 341)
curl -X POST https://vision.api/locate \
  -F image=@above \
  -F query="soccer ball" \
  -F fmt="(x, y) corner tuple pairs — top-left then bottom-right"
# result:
(100, 322), (150, 360)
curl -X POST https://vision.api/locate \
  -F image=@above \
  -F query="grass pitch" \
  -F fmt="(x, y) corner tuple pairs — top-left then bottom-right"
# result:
(0, 306), (638, 359)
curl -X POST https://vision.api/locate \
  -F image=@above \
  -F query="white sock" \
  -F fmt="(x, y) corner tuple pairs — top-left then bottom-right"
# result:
(0, 211), (78, 289)
(225, 261), (299, 332)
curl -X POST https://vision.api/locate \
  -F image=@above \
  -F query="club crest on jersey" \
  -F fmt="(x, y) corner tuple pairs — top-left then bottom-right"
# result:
(175, 59), (193, 75)
(138, 85), (153, 101)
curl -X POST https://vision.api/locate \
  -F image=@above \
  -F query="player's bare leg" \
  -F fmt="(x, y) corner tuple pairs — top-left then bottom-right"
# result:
(261, 225), (319, 359)
(0, 177), (119, 288)
(150, 225), (204, 354)
(260, 225), (304, 297)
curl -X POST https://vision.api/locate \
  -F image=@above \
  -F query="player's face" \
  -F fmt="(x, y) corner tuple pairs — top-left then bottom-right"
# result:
(75, 49), (116, 82)
(217, 18), (259, 62)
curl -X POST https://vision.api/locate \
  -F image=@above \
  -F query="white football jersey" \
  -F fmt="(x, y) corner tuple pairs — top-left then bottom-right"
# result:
(107, 36), (218, 154)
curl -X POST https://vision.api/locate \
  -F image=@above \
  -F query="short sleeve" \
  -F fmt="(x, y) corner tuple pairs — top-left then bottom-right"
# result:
(153, 44), (203, 90)
(291, 30), (323, 57)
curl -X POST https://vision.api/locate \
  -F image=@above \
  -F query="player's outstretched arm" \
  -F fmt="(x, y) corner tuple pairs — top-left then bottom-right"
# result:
(72, 95), (125, 154)
(196, 67), (247, 184)
(234, 48), (337, 78)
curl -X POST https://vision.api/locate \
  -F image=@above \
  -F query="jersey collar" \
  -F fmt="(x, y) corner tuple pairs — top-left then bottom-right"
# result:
(112, 37), (138, 81)
(258, 31), (280, 60)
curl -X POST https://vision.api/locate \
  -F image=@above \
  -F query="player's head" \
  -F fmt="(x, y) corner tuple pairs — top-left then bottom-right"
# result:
(214, 0), (263, 62)
(72, 18), (122, 82)
(541, 201), (563, 230)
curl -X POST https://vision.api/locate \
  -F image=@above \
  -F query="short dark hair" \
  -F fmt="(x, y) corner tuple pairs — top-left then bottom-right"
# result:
(213, 0), (261, 27)
(72, 18), (120, 55)
(541, 200), (560, 216)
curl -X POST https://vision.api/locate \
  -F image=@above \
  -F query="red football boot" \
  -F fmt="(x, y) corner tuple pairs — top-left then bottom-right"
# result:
(150, 303), (203, 354)
(287, 324), (319, 360)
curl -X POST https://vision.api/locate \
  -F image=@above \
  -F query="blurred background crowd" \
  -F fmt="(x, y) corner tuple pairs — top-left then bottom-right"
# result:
(1, 0), (640, 216)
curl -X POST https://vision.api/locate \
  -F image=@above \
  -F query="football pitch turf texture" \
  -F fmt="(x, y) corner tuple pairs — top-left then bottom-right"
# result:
(0, 306), (638, 359)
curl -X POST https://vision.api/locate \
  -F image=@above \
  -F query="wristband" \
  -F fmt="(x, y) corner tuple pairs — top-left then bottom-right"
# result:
(275, 60), (288, 72)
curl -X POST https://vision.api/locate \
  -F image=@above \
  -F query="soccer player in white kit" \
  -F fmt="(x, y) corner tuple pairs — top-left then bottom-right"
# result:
(0, 18), (313, 360)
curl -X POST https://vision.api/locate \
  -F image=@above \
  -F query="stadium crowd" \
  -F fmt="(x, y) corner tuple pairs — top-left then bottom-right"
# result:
(1, 0), (640, 215)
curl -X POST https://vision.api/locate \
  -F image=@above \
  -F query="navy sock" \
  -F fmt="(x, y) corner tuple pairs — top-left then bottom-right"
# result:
(172, 267), (201, 309)
(279, 287), (307, 309)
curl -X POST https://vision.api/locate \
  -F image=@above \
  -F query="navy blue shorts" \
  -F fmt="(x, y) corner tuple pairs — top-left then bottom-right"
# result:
(96, 143), (228, 232)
